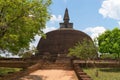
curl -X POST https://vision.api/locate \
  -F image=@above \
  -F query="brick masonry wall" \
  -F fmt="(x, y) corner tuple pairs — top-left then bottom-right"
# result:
(0, 62), (42, 80)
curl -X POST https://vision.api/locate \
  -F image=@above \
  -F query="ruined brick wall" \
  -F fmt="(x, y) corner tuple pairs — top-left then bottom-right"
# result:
(0, 58), (36, 68)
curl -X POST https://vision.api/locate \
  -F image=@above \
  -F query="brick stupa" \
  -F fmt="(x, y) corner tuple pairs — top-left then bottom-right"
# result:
(36, 8), (93, 58)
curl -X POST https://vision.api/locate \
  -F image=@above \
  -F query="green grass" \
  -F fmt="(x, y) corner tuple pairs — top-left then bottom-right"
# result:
(0, 67), (22, 76)
(83, 68), (120, 80)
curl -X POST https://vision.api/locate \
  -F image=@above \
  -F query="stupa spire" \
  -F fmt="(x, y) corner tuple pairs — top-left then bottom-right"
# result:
(63, 8), (69, 23)
(59, 8), (73, 29)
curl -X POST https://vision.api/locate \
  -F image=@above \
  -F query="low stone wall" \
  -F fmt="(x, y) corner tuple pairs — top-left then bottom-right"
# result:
(0, 70), (27, 80)
(73, 64), (92, 80)
(73, 60), (120, 68)
(0, 58), (38, 68)
(73, 60), (120, 80)
(0, 62), (42, 80)
(0, 59), (119, 80)
(79, 62), (120, 68)
(0, 61), (31, 68)
(0, 58), (24, 61)
(27, 63), (42, 73)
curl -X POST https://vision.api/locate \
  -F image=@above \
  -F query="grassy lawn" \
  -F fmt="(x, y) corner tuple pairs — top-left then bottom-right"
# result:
(0, 67), (22, 76)
(83, 68), (120, 80)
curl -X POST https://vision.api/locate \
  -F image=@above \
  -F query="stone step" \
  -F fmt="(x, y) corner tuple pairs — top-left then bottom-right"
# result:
(41, 67), (72, 70)
(78, 72), (87, 75)
(42, 65), (71, 68)
(41, 63), (72, 70)
(79, 75), (91, 78)
(42, 65), (72, 68)
(73, 63), (92, 80)
(75, 69), (83, 72)
(81, 78), (92, 80)
(41, 66), (72, 69)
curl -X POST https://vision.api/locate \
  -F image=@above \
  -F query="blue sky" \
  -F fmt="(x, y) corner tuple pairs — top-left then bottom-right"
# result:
(45, 0), (120, 39)
(30, 0), (120, 48)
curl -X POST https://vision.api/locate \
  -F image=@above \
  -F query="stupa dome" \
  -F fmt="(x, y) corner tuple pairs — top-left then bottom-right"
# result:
(36, 8), (92, 57)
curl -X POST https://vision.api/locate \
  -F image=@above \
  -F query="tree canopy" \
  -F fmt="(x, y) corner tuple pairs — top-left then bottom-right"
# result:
(68, 40), (97, 60)
(97, 27), (120, 58)
(0, 0), (51, 55)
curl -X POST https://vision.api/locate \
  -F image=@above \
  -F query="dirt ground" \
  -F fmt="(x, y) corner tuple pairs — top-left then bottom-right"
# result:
(19, 69), (78, 80)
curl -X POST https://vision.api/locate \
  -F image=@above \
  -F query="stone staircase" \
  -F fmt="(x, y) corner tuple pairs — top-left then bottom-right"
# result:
(40, 57), (72, 70)
(40, 60), (73, 70)
(73, 64), (92, 80)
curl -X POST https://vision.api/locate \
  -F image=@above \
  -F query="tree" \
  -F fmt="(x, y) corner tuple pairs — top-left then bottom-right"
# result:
(0, 0), (51, 55)
(18, 47), (37, 58)
(68, 39), (97, 60)
(68, 39), (98, 76)
(97, 27), (120, 59)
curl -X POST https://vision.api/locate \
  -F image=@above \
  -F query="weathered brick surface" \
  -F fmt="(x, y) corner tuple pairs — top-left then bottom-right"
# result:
(0, 61), (31, 68)
(73, 64), (92, 80)
(37, 29), (93, 56)
(0, 58), (119, 80)
(0, 62), (42, 80)
(41, 63), (72, 70)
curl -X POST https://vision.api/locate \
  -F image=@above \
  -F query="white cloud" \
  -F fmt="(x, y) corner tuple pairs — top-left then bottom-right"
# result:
(30, 26), (57, 47)
(50, 15), (62, 23)
(84, 26), (106, 39)
(118, 21), (120, 26)
(99, 0), (120, 20)
(43, 26), (57, 33)
(30, 35), (41, 48)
